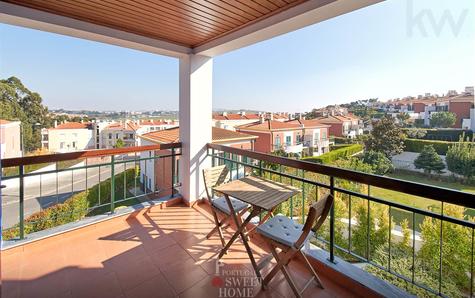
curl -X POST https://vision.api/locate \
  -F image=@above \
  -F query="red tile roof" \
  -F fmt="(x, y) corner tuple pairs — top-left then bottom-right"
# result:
(140, 127), (257, 144)
(0, 119), (12, 125)
(316, 115), (359, 123)
(237, 119), (302, 132)
(50, 122), (91, 130)
(105, 122), (140, 131)
(287, 119), (330, 128)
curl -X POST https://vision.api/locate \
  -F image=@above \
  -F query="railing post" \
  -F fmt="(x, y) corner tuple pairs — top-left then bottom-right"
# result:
(171, 148), (176, 197)
(110, 155), (115, 213)
(19, 165), (25, 240)
(258, 160), (263, 177)
(211, 148), (215, 167)
(329, 176), (336, 263)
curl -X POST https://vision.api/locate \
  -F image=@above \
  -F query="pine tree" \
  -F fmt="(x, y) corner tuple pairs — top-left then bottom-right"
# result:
(414, 145), (445, 175)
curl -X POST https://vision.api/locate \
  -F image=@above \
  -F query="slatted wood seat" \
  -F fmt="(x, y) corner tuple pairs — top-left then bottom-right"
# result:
(202, 165), (250, 247)
(257, 193), (334, 298)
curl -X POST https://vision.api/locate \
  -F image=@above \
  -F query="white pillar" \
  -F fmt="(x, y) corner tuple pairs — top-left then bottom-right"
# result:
(179, 54), (213, 204)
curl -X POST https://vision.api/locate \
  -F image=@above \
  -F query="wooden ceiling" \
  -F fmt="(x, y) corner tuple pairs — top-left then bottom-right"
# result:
(6, 0), (308, 48)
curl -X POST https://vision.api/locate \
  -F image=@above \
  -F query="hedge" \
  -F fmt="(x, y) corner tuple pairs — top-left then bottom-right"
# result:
(403, 128), (473, 142)
(2, 168), (138, 240)
(404, 139), (456, 155)
(302, 144), (364, 164)
(333, 137), (356, 144)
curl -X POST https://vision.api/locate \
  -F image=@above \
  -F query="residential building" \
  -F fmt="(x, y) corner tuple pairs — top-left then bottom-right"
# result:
(237, 118), (330, 156)
(213, 112), (292, 130)
(316, 115), (362, 138)
(138, 119), (178, 134)
(138, 126), (257, 194)
(0, 119), (21, 158)
(41, 121), (94, 153)
(100, 121), (141, 148)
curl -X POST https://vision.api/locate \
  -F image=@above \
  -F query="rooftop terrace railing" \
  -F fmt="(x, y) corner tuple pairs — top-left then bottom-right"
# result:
(1, 143), (181, 241)
(207, 143), (475, 297)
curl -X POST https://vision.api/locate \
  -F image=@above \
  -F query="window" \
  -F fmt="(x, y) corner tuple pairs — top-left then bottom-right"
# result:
(322, 130), (327, 140)
(129, 133), (134, 139)
(116, 133), (119, 139)
(60, 142), (65, 149)
(275, 135), (281, 146)
(72, 141), (76, 148)
(108, 133), (112, 139)
(285, 136), (291, 145)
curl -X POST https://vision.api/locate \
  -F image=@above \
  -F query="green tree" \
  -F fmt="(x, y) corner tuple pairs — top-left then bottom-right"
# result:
(446, 138), (475, 179)
(365, 115), (406, 157)
(114, 138), (125, 148)
(414, 145), (445, 175)
(362, 150), (394, 175)
(0, 76), (49, 151)
(430, 112), (456, 128)
(396, 112), (410, 127)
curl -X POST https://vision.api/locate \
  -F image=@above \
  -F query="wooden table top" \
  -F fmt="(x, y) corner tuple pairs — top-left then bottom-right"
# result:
(213, 176), (300, 211)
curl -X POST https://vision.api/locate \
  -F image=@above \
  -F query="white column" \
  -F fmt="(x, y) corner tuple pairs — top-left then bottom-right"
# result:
(179, 54), (213, 204)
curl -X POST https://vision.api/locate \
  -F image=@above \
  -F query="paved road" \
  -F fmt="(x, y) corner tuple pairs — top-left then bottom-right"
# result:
(1, 163), (134, 229)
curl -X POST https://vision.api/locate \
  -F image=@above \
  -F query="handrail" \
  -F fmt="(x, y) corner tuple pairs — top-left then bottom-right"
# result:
(207, 143), (475, 209)
(1, 143), (182, 168)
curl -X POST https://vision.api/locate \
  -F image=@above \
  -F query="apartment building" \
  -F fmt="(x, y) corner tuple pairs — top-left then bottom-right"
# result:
(236, 118), (330, 156)
(100, 121), (141, 148)
(0, 119), (21, 158)
(315, 115), (362, 138)
(138, 127), (257, 195)
(138, 119), (179, 134)
(213, 112), (291, 130)
(41, 121), (94, 153)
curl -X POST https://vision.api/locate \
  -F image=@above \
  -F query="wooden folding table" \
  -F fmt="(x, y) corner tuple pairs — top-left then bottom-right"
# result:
(213, 175), (300, 279)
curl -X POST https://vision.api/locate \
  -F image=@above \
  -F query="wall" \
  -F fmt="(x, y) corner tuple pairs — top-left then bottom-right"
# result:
(413, 102), (427, 113)
(46, 128), (94, 153)
(327, 123), (343, 137)
(449, 101), (472, 128)
(0, 121), (21, 158)
(238, 131), (271, 153)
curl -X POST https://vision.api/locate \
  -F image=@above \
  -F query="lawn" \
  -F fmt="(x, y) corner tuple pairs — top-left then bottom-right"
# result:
(371, 171), (475, 227)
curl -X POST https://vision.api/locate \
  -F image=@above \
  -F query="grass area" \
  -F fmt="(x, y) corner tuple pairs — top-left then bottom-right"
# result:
(1, 159), (83, 177)
(371, 171), (475, 227)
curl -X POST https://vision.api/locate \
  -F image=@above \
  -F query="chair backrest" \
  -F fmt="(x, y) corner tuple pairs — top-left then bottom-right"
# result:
(202, 165), (230, 203)
(294, 193), (334, 248)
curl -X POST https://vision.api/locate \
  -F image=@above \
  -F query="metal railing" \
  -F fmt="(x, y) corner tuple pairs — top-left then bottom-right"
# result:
(207, 143), (475, 297)
(1, 143), (181, 241)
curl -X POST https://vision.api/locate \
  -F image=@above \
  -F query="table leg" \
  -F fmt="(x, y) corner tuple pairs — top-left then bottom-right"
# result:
(218, 204), (260, 259)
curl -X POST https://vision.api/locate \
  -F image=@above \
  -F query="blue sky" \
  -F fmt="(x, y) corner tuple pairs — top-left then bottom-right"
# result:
(0, 0), (474, 112)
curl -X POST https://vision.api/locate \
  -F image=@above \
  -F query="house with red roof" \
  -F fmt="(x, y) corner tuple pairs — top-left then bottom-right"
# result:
(138, 127), (257, 195)
(41, 121), (94, 153)
(315, 115), (362, 138)
(236, 118), (330, 156)
(213, 112), (290, 130)
(0, 119), (22, 158)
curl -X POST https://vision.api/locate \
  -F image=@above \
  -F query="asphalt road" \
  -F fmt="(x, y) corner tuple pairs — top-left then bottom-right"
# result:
(1, 163), (134, 229)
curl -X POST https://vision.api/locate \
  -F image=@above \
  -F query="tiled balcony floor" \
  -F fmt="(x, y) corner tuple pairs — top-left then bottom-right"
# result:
(1, 203), (362, 298)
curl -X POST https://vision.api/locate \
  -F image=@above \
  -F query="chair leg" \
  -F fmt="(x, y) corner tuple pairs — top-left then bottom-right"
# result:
(281, 264), (302, 298)
(299, 250), (324, 289)
(208, 209), (227, 248)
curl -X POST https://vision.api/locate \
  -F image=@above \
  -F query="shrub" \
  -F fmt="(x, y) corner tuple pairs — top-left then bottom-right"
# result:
(302, 144), (363, 164)
(404, 138), (454, 155)
(446, 140), (475, 178)
(414, 145), (445, 174)
(333, 136), (355, 144)
(404, 128), (427, 139)
(403, 128), (473, 141)
(362, 150), (394, 175)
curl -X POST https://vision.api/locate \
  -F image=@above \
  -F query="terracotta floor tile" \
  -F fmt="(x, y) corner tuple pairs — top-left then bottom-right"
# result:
(161, 257), (208, 294)
(113, 256), (161, 291)
(124, 272), (175, 298)
(1, 204), (365, 298)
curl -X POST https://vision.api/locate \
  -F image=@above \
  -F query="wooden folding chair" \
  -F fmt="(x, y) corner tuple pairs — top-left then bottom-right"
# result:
(203, 165), (251, 247)
(256, 193), (334, 297)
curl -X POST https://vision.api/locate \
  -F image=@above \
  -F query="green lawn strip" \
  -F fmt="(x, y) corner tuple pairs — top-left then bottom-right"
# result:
(371, 171), (475, 228)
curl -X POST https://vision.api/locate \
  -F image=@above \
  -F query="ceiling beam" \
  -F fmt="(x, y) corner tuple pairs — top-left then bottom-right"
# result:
(0, 2), (191, 59)
(194, 0), (384, 57)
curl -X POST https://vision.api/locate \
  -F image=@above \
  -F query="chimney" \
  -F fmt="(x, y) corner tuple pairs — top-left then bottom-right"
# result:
(241, 111), (246, 116)
(54, 120), (57, 128)
(222, 112), (227, 117)
(259, 114), (265, 124)
(269, 113), (274, 121)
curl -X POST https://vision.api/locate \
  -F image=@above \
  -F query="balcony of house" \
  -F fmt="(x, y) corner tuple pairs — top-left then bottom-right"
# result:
(3, 143), (475, 297)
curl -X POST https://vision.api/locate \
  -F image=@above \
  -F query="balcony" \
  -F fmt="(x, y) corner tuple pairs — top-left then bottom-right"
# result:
(3, 143), (475, 297)
(1, 1), (472, 297)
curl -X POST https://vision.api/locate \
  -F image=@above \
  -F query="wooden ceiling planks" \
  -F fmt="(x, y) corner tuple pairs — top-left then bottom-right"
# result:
(6, 0), (307, 48)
